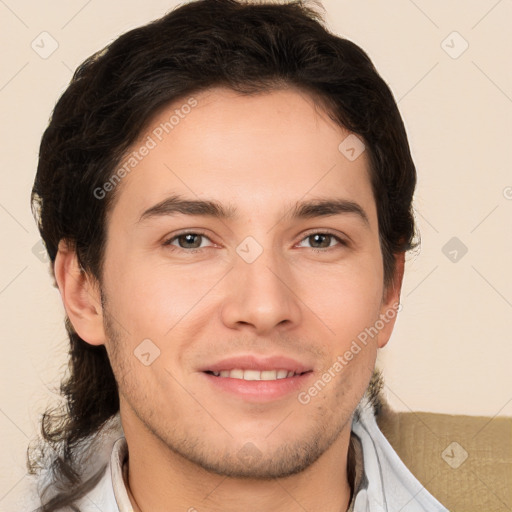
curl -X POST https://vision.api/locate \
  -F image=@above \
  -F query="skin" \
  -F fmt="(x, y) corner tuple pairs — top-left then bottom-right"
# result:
(55, 86), (404, 512)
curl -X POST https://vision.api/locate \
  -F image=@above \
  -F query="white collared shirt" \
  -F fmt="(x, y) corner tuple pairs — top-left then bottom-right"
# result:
(22, 395), (449, 512)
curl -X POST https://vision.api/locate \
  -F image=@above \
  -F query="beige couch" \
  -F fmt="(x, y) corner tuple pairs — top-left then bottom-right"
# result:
(377, 401), (512, 512)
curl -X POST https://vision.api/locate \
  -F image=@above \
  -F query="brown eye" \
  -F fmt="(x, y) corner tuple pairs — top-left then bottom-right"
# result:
(297, 231), (346, 251)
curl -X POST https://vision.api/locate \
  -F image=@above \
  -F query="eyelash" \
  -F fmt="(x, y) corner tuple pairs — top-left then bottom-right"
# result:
(162, 230), (348, 253)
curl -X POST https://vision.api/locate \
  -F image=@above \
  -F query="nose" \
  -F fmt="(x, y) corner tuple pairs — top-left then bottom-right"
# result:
(220, 244), (302, 336)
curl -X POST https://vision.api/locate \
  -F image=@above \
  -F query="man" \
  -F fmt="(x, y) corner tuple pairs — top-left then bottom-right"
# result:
(25, 0), (449, 510)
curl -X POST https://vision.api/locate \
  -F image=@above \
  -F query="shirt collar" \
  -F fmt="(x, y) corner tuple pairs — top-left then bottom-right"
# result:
(111, 435), (133, 511)
(109, 426), (366, 512)
(108, 393), (448, 512)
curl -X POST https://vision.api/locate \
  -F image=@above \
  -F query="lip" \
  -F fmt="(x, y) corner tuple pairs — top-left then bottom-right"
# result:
(201, 370), (314, 402)
(198, 354), (314, 402)
(199, 354), (313, 374)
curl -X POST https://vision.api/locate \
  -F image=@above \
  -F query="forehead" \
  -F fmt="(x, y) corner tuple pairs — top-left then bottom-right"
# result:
(107, 86), (376, 226)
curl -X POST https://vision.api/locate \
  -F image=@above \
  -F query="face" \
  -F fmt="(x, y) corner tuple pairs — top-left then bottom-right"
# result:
(97, 86), (399, 479)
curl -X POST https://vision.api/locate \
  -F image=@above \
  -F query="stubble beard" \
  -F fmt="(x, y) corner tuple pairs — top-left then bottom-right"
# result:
(102, 294), (354, 480)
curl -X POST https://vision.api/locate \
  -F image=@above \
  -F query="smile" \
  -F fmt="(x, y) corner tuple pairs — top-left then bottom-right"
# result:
(205, 369), (308, 380)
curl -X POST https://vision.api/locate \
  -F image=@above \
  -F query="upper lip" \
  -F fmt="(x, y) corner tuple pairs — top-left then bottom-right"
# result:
(200, 355), (313, 374)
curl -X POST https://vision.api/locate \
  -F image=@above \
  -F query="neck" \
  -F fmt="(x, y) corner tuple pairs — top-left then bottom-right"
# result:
(122, 424), (353, 512)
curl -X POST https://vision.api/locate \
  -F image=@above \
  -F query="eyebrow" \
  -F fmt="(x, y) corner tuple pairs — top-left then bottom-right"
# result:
(137, 194), (370, 226)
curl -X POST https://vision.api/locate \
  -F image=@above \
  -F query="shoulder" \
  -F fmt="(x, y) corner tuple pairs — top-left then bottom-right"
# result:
(22, 416), (124, 512)
(351, 370), (449, 511)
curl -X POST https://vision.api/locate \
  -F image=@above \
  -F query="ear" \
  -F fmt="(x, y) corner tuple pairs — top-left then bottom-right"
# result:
(377, 252), (405, 349)
(53, 239), (106, 346)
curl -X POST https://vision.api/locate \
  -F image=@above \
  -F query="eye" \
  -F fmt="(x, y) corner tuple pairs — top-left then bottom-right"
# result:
(296, 231), (347, 251)
(163, 231), (213, 252)
(162, 230), (347, 254)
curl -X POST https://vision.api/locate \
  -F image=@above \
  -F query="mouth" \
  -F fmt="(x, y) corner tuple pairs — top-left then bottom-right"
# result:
(204, 369), (312, 380)
(201, 368), (314, 402)
(199, 354), (314, 401)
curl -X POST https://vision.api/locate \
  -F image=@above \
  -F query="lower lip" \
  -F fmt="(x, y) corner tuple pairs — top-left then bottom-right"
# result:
(202, 371), (313, 402)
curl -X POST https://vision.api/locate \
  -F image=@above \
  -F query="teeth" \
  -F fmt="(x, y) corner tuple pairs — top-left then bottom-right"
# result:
(244, 369), (264, 380)
(230, 369), (244, 379)
(209, 369), (301, 380)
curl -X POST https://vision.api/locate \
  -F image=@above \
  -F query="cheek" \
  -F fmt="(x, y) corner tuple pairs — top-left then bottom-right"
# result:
(102, 222), (180, 321)
(115, 278), (182, 337)
(294, 253), (384, 337)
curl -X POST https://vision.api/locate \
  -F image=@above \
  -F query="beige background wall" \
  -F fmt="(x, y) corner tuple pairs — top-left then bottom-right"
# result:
(1, 0), (511, 508)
